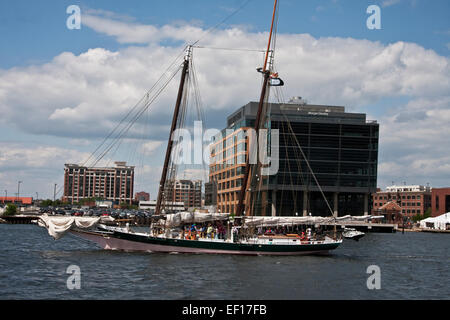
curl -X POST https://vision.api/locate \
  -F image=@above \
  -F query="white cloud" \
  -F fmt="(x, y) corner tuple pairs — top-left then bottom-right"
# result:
(140, 141), (164, 155)
(0, 143), (92, 199)
(1, 16), (448, 136)
(0, 143), (90, 169)
(69, 139), (93, 146)
(382, 0), (402, 7)
(82, 11), (207, 45)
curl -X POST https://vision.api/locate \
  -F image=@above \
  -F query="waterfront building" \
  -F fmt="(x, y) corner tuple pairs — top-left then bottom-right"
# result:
(208, 98), (379, 216)
(165, 180), (202, 209)
(431, 187), (450, 217)
(63, 162), (134, 205)
(135, 191), (150, 202)
(377, 201), (403, 224)
(372, 185), (432, 218)
(0, 197), (33, 205)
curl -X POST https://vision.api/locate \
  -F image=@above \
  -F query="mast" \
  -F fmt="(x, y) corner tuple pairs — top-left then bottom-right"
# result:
(155, 47), (191, 216)
(236, 0), (278, 217)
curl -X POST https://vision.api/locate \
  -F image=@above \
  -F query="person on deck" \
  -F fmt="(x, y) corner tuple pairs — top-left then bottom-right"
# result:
(207, 224), (213, 239)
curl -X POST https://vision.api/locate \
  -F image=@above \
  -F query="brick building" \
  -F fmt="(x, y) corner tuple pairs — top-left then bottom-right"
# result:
(0, 197), (33, 205)
(431, 187), (450, 217)
(135, 191), (150, 202)
(165, 180), (202, 210)
(372, 185), (432, 218)
(63, 161), (134, 204)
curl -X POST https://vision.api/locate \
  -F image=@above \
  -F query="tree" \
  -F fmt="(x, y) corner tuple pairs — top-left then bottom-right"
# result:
(412, 213), (422, 223)
(120, 202), (138, 210)
(4, 204), (17, 216)
(412, 208), (433, 222)
(40, 199), (54, 207)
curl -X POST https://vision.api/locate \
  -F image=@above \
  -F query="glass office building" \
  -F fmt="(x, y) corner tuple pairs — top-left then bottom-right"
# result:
(208, 98), (379, 217)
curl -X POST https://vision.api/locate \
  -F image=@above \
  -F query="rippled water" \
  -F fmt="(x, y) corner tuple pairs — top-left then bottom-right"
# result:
(0, 224), (448, 300)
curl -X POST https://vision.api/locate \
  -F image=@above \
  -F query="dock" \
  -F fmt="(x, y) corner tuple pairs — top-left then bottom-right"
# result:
(321, 221), (398, 233)
(0, 215), (41, 224)
(420, 228), (450, 234)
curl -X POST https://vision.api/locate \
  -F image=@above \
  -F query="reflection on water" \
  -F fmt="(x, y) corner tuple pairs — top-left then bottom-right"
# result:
(0, 225), (448, 300)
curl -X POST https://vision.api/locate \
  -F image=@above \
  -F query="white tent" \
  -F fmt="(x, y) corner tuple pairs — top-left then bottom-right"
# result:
(419, 212), (450, 231)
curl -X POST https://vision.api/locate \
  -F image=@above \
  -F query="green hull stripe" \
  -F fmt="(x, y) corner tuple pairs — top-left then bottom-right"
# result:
(113, 232), (341, 253)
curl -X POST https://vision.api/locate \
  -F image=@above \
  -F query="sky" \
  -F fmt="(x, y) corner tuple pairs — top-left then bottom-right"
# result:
(0, 0), (449, 200)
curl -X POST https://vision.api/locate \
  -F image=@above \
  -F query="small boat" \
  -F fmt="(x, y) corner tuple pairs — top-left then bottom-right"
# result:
(342, 228), (365, 241)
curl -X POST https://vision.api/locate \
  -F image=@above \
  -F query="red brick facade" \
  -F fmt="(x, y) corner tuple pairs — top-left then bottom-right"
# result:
(135, 191), (150, 202)
(372, 190), (431, 217)
(431, 188), (450, 217)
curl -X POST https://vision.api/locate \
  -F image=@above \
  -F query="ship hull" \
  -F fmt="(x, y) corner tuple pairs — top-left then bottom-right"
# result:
(70, 229), (341, 256)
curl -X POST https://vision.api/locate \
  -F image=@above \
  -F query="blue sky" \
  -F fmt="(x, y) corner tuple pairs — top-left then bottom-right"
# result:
(0, 0), (448, 69)
(0, 0), (449, 199)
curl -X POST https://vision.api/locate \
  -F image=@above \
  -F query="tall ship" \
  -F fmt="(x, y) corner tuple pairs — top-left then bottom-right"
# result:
(38, 0), (346, 255)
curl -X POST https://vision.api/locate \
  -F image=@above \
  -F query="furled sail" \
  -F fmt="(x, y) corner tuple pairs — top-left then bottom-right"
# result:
(160, 212), (230, 228)
(243, 215), (384, 227)
(37, 214), (113, 240)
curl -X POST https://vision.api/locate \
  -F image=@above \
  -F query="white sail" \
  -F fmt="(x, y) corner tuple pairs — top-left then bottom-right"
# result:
(37, 214), (114, 240)
(161, 212), (230, 228)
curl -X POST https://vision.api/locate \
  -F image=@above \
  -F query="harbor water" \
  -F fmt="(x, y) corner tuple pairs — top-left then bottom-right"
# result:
(0, 224), (448, 300)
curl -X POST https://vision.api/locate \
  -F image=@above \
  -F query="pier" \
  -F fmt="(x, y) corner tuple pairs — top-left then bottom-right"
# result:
(325, 221), (398, 233)
(0, 215), (40, 224)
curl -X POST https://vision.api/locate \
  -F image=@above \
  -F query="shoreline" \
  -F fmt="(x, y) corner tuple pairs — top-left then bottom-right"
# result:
(400, 227), (450, 233)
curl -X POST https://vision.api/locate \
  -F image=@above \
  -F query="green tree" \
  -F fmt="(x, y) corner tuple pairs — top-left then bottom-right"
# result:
(120, 202), (137, 210)
(4, 204), (17, 216)
(40, 199), (54, 207)
(412, 213), (422, 223)
(411, 208), (433, 222)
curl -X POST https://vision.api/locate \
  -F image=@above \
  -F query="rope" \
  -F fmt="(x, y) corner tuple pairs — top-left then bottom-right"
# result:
(193, 0), (255, 46)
